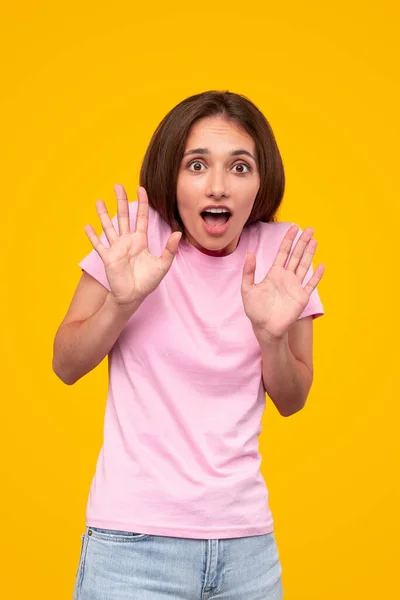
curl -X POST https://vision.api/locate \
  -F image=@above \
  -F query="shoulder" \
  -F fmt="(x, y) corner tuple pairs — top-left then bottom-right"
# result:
(256, 220), (309, 246)
(258, 220), (292, 234)
(252, 220), (294, 245)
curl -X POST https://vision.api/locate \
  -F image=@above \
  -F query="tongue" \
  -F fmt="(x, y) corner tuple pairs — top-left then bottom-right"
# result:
(203, 213), (229, 226)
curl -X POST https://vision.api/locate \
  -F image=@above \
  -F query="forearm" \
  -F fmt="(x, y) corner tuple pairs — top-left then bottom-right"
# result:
(52, 293), (141, 385)
(254, 329), (313, 417)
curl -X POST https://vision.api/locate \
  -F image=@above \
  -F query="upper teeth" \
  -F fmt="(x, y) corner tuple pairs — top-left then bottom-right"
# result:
(204, 208), (229, 213)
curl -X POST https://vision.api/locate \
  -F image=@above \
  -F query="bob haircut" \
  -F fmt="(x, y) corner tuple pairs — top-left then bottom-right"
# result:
(139, 90), (285, 243)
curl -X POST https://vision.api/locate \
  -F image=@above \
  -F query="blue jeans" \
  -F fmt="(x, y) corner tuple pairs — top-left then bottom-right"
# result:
(72, 526), (284, 599)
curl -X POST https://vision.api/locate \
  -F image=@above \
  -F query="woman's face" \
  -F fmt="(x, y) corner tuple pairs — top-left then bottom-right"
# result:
(176, 115), (260, 256)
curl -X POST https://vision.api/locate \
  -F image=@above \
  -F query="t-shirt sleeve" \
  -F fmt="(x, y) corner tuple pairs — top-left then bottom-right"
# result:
(288, 224), (325, 321)
(78, 200), (139, 291)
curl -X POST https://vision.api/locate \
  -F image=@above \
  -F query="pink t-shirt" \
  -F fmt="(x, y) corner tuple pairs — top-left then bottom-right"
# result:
(78, 201), (324, 539)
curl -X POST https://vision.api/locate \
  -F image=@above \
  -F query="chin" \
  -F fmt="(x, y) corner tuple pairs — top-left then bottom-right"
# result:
(194, 232), (239, 256)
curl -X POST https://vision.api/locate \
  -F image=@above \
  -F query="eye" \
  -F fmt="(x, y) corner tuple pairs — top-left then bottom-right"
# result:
(232, 163), (251, 174)
(187, 161), (252, 174)
(187, 161), (206, 172)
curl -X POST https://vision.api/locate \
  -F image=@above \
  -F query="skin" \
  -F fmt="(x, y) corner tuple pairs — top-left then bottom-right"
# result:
(176, 115), (260, 257)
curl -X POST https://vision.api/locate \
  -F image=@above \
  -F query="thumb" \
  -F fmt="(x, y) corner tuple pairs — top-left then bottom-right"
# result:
(242, 251), (256, 291)
(160, 231), (182, 270)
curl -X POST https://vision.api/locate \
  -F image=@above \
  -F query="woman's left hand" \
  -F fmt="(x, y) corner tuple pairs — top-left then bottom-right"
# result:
(241, 225), (325, 341)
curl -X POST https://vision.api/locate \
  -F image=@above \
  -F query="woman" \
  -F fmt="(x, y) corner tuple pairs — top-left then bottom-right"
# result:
(53, 90), (325, 599)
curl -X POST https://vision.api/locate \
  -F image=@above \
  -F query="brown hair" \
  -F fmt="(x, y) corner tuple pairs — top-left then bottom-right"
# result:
(139, 90), (285, 242)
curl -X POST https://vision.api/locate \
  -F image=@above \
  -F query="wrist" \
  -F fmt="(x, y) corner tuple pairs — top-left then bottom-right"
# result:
(253, 325), (288, 347)
(106, 292), (143, 319)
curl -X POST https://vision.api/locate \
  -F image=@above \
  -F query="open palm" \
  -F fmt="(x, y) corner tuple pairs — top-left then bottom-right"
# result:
(241, 225), (325, 340)
(84, 185), (182, 307)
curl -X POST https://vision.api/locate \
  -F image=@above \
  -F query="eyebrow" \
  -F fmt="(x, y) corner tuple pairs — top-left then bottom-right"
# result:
(183, 147), (256, 161)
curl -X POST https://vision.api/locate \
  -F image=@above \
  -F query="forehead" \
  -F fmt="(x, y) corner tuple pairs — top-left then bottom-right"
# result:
(185, 116), (255, 150)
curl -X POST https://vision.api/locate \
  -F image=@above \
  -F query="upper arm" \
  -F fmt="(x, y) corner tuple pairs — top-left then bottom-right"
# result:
(56, 270), (109, 329)
(288, 315), (314, 378)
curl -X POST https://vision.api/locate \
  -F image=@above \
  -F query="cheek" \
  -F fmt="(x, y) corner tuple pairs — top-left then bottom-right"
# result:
(176, 176), (200, 211)
(176, 194), (191, 221)
(240, 194), (258, 219)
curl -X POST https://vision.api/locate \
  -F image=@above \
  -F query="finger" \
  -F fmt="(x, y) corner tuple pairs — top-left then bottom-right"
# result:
(84, 224), (108, 261)
(135, 187), (149, 240)
(294, 237), (318, 282)
(114, 183), (130, 236)
(96, 199), (118, 245)
(241, 252), (256, 292)
(159, 231), (182, 269)
(272, 225), (300, 268)
(286, 227), (315, 273)
(303, 263), (325, 296)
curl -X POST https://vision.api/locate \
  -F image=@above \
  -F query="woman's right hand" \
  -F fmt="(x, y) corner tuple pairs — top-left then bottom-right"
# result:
(84, 184), (182, 308)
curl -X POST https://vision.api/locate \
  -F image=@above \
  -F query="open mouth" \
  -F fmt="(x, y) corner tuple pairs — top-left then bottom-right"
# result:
(200, 211), (231, 226)
(200, 209), (232, 235)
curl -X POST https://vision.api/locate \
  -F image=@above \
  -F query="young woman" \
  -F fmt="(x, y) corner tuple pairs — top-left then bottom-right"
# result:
(53, 90), (325, 600)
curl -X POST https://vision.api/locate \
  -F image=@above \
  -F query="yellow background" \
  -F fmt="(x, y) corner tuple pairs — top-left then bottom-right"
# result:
(1, 1), (398, 598)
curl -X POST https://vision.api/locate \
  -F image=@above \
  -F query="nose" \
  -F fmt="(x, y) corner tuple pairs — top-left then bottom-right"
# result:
(206, 168), (230, 199)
